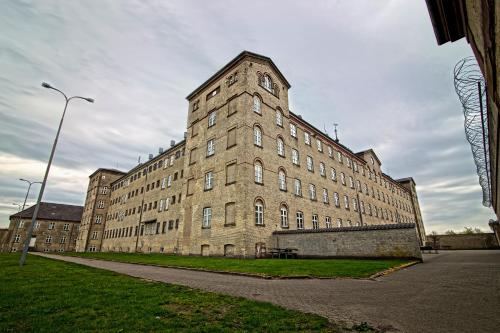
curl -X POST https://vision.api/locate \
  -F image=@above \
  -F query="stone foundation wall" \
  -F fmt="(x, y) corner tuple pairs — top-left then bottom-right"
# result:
(272, 223), (422, 259)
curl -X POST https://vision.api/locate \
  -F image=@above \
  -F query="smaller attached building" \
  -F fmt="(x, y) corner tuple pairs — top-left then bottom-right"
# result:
(5, 202), (83, 253)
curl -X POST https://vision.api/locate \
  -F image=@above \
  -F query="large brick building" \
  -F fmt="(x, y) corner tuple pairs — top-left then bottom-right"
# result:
(3, 202), (83, 252)
(76, 51), (426, 257)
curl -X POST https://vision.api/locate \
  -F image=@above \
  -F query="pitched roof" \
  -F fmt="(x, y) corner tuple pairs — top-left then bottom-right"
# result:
(10, 202), (83, 222)
(186, 50), (291, 100)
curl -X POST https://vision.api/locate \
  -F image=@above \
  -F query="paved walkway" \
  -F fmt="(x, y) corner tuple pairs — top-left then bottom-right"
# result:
(35, 250), (500, 333)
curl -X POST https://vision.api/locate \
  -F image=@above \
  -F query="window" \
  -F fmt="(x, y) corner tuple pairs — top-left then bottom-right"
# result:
(225, 202), (236, 226)
(206, 139), (215, 157)
(322, 188), (329, 203)
(292, 149), (299, 165)
(312, 214), (319, 229)
(344, 195), (350, 209)
(280, 205), (288, 228)
(349, 176), (354, 188)
(207, 86), (220, 100)
(334, 192), (340, 207)
(97, 201), (105, 209)
(35, 221), (40, 229)
(317, 139), (323, 152)
(277, 137), (285, 156)
(204, 171), (214, 190)
(161, 177), (166, 189)
(290, 123), (297, 138)
(278, 169), (287, 191)
(208, 110), (216, 127)
(254, 126), (262, 147)
(255, 200), (264, 225)
(63, 223), (69, 230)
(341, 172), (346, 185)
(192, 100), (199, 111)
(95, 216), (102, 224)
(307, 156), (314, 171)
(48, 222), (55, 230)
(202, 207), (212, 228)
(309, 184), (316, 200)
(276, 110), (283, 126)
(319, 162), (325, 176)
(325, 216), (332, 228)
(294, 179), (302, 196)
(92, 231), (99, 240)
(226, 162), (236, 184)
(331, 168), (337, 181)
(254, 161), (263, 184)
(159, 199), (164, 212)
(165, 197), (170, 211)
(304, 132), (311, 145)
(296, 211), (304, 229)
(187, 178), (195, 196)
(361, 201), (365, 214)
(337, 151), (343, 163)
(14, 234), (20, 243)
(45, 235), (52, 243)
(262, 74), (273, 92)
(253, 95), (261, 114)
(101, 186), (108, 194)
(227, 127), (237, 148)
(328, 146), (333, 157)
(353, 198), (358, 211)
(189, 148), (197, 164)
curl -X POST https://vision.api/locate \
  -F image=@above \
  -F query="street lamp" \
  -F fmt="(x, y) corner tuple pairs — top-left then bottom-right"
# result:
(19, 83), (94, 266)
(19, 179), (42, 211)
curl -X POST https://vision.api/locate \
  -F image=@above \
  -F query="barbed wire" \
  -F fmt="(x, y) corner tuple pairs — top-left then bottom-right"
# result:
(454, 56), (491, 207)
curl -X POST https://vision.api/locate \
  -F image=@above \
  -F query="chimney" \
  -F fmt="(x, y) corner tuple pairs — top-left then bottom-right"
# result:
(183, 131), (188, 139)
(297, 114), (302, 119)
(158, 147), (164, 154)
(170, 140), (175, 147)
(148, 154), (153, 160)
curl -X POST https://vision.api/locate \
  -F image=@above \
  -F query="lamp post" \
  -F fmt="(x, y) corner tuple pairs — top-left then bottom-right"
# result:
(19, 179), (42, 211)
(19, 83), (94, 266)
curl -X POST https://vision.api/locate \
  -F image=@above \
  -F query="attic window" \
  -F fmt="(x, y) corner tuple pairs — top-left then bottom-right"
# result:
(206, 86), (220, 101)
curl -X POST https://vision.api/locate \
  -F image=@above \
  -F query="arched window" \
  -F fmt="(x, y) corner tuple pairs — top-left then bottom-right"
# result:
(254, 161), (263, 184)
(255, 199), (264, 225)
(253, 95), (261, 114)
(276, 109), (283, 126)
(277, 137), (285, 156)
(263, 74), (272, 91)
(254, 125), (262, 147)
(278, 168), (287, 191)
(280, 205), (288, 228)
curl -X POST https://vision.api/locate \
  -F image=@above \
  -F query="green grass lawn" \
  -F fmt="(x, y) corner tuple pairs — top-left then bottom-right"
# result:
(0, 253), (345, 332)
(63, 252), (412, 278)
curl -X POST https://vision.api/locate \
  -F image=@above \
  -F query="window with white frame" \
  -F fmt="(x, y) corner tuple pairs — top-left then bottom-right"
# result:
(337, 151), (342, 162)
(165, 197), (170, 211)
(45, 235), (52, 243)
(277, 137), (285, 156)
(290, 123), (297, 138)
(48, 222), (55, 230)
(334, 192), (340, 207)
(206, 139), (215, 156)
(322, 188), (329, 203)
(278, 169), (287, 191)
(208, 111), (216, 127)
(204, 171), (214, 190)
(304, 132), (311, 145)
(319, 162), (325, 176)
(276, 110), (283, 126)
(344, 195), (350, 209)
(14, 234), (20, 243)
(337, 218), (343, 227)
(161, 177), (166, 189)
(97, 201), (105, 209)
(296, 211), (304, 229)
(60, 236), (66, 244)
(254, 126), (262, 147)
(325, 216), (332, 228)
(294, 179), (302, 196)
(253, 95), (261, 114)
(255, 200), (264, 225)
(101, 186), (108, 194)
(360, 201), (365, 213)
(331, 168), (337, 181)
(307, 156), (313, 171)
(328, 146), (333, 157)
(280, 205), (288, 228)
(347, 158), (352, 168)
(35, 221), (40, 229)
(254, 161), (263, 184)
(292, 149), (299, 165)
(353, 198), (358, 211)
(95, 216), (102, 224)
(316, 139), (322, 152)
(170, 155), (174, 166)
(203, 207), (212, 228)
(341, 172), (346, 185)
(349, 176), (354, 188)
(18, 221), (25, 228)
(92, 231), (98, 240)
(63, 223), (69, 231)
(309, 184), (316, 200)
(159, 199), (164, 212)
(312, 214), (319, 229)
(167, 175), (172, 187)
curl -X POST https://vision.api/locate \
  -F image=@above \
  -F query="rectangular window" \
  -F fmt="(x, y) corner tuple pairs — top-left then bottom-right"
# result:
(162, 221), (167, 233)
(203, 207), (212, 228)
(312, 214), (319, 229)
(208, 110), (216, 127)
(296, 211), (304, 229)
(316, 139), (322, 152)
(63, 223), (70, 230)
(45, 235), (52, 243)
(328, 146), (333, 157)
(294, 179), (302, 196)
(290, 123), (297, 138)
(331, 168), (337, 181)
(325, 216), (332, 228)
(48, 222), (55, 230)
(97, 201), (105, 209)
(226, 162), (236, 184)
(280, 207), (288, 228)
(60, 236), (66, 244)
(207, 139), (215, 157)
(307, 156), (314, 172)
(95, 216), (102, 224)
(187, 178), (194, 196)
(309, 184), (316, 200)
(319, 162), (325, 177)
(206, 86), (220, 100)
(227, 127), (237, 148)
(161, 177), (166, 189)
(322, 188), (329, 203)
(228, 97), (237, 116)
(225, 202), (236, 226)
(189, 148), (197, 165)
(204, 171), (214, 190)
(292, 149), (299, 165)
(304, 132), (311, 145)
(159, 199), (164, 212)
(344, 195), (350, 209)
(14, 234), (20, 243)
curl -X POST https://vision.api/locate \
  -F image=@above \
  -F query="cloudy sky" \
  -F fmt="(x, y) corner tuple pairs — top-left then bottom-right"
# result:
(0, 0), (495, 232)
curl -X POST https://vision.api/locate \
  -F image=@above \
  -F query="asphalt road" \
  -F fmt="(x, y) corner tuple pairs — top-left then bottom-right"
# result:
(35, 250), (500, 333)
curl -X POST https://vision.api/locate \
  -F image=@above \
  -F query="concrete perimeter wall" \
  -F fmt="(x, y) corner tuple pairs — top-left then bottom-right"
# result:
(426, 233), (499, 250)
(273, 223), (422, 260)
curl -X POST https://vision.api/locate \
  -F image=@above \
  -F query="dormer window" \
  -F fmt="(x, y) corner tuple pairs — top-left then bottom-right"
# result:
(257, 72), (279, 97)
